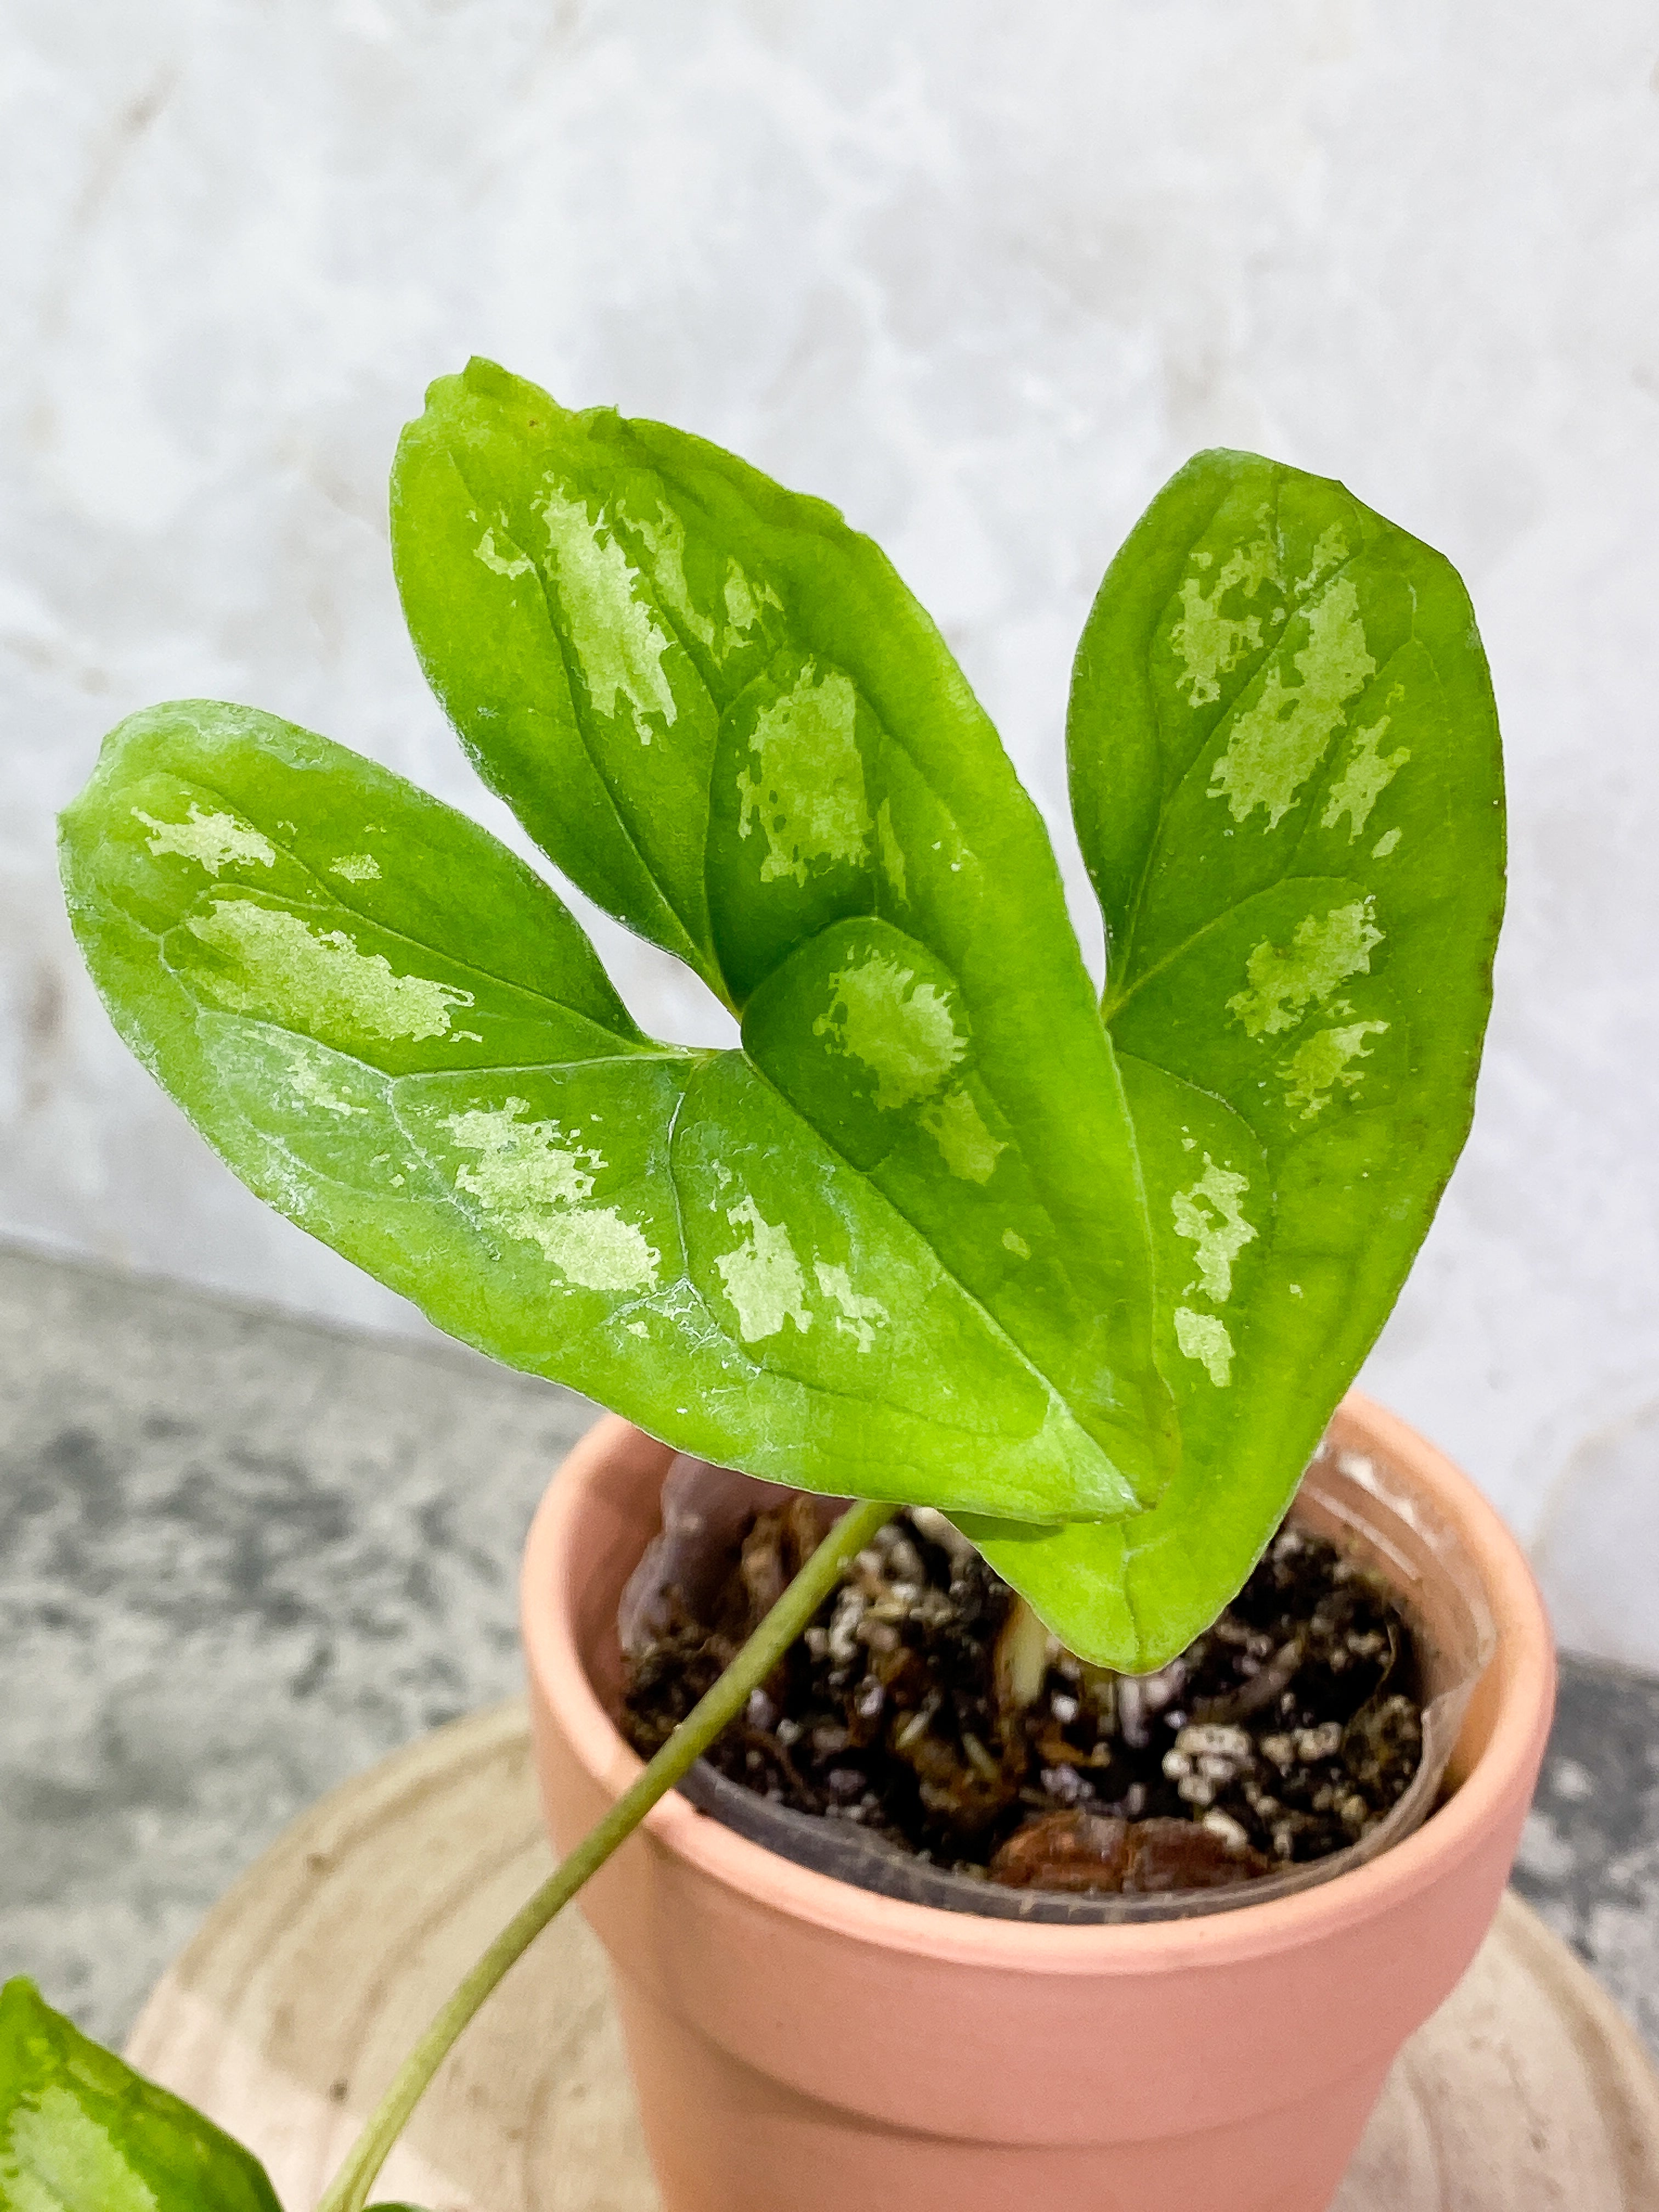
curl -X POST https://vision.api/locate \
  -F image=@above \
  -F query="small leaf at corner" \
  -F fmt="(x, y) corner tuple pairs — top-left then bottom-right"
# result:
(0, 1975), (282, 2211)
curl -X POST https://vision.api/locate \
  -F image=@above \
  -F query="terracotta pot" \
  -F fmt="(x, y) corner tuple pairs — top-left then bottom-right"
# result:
(521, 1395), (1555, 2212)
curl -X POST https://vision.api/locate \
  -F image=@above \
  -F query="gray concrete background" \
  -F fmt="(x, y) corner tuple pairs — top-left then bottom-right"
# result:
(1515, 1654), (1659, 2061)
(0, 1244), (592, 2041)
(3, 4), (1659, 1656)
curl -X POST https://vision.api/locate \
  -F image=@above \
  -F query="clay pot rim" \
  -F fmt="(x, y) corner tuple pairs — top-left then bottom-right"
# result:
(521, 1390), (1554, 1974)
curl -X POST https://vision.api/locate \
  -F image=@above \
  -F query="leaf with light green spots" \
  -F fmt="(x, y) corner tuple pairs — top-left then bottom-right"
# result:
(61, 356), (1180, 1538)
(60, 378), (1502, 1668)
(0, 1978), (282, 2212)
(970, 450), (1502, 1661)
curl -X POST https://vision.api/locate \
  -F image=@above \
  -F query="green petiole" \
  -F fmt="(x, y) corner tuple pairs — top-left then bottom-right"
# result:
(315, 1494), (894, 2212)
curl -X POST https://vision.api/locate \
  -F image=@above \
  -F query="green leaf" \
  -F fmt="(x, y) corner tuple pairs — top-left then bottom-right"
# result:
(970, 451), (1503, 1661)
(61, 679), (1172, 1530)
(59, 375), (1503, 1669)
(388, 369), (1182, 1520)
(0, 1977), (281, 2212)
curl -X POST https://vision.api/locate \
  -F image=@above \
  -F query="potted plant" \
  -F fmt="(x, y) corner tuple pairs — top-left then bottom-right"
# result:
(2, 358), (1550, 2212)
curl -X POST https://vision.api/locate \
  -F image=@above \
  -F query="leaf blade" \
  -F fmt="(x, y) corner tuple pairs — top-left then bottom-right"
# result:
(996, 449), (1503, 1664)
(60, 700), (1165, 1524)
(390, 361), (1180, 1509)
(0, 1978), (281, 2212)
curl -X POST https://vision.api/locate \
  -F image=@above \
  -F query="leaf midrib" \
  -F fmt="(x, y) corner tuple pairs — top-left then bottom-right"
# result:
(149, 763), (658, 1059)
(1106, 482), (1376, 997)
(1103, 613), (1417, 1025)
(722, 1031), (1142, 1519)
(442, 442), (733, 1008)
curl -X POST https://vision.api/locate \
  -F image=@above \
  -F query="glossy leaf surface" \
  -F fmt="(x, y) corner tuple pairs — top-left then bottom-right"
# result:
(968, 452), (1504, 1660)
(0, 1977), (281, 2212)
(391, 362), (1176, 1503)
(59, 371), (1503, 1668)
(61, 680), (1170, 1530)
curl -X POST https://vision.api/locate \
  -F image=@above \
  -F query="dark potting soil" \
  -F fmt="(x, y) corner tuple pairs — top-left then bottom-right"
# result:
(619, 1502), (1425, 1897)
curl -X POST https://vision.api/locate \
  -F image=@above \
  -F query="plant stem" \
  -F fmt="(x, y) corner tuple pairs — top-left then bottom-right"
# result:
(315, 1493), (894, 2212)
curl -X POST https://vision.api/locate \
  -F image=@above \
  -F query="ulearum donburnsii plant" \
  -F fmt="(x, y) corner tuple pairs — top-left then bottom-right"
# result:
(2, 359), (1503, 2210)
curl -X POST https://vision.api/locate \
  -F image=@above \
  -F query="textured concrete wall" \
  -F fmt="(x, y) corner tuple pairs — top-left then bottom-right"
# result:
(4, 4), (1656, 1621)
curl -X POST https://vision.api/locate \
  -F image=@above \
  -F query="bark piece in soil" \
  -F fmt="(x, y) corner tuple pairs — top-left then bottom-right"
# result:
(989, 1811), (1271, 1893)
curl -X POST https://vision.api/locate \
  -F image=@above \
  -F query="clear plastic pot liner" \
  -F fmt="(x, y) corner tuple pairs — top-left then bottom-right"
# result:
(616, 1440), (1497, 1924)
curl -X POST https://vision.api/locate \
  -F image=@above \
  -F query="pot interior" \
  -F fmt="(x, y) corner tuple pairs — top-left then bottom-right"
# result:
(613, 1432), (1497, 1925)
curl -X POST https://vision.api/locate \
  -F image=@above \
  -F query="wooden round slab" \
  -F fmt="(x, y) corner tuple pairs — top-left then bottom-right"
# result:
(126, 1702), (1659, 2212)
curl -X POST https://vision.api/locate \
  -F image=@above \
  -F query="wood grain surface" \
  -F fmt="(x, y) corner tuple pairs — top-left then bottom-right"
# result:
(125, 1702), (1659, 2212)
